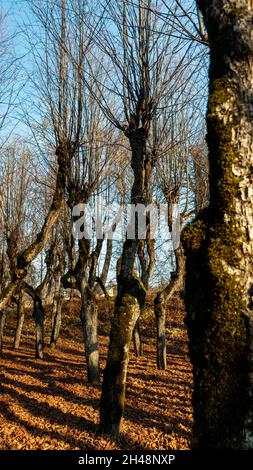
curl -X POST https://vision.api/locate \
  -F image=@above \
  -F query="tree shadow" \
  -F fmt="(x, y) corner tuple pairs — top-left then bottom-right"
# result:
(0, 402), (97, 450)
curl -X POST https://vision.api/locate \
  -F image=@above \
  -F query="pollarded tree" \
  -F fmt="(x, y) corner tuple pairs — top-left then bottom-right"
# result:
(182, 0), (253, 449)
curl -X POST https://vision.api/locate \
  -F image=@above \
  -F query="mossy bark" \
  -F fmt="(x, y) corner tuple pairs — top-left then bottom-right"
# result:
(183, 1), (253, 449)
(99, 127), (149, 435)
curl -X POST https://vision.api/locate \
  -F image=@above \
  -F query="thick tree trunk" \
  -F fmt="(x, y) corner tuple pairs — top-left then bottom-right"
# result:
(154, 246), (185, 370)
(50, 292), (63, 348)
(13, 292), (25, 349)
(182, 1), (253, 449)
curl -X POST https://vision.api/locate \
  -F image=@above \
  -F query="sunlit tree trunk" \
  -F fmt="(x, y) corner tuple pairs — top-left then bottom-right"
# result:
(182, 0), (253, 449)
(34, 293), (44, 360)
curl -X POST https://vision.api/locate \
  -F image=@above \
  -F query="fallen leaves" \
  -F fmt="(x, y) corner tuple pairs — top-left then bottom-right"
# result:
(0, 297), (193, 450)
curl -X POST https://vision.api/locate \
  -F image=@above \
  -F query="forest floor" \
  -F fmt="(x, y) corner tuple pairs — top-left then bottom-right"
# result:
(0, 296), (193, 450)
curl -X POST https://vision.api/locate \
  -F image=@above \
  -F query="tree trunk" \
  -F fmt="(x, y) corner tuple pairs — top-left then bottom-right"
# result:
(34, 295), (44, 360)
(13, 292), (25, 349)
(50, 292), (63, 348)
(0, 311), (7, 354)
(100, 294), (140, 434)
(154, 246), (185, 370)
(133, 239), (155, 357)
(155, 296), (166, 370)
(133, 318), (143, 356)
(182, 1), (253, 449)
(80, 285), (100, 385)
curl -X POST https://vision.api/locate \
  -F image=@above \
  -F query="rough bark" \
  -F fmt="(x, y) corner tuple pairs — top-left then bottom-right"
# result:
(182, 0), (253, 449)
